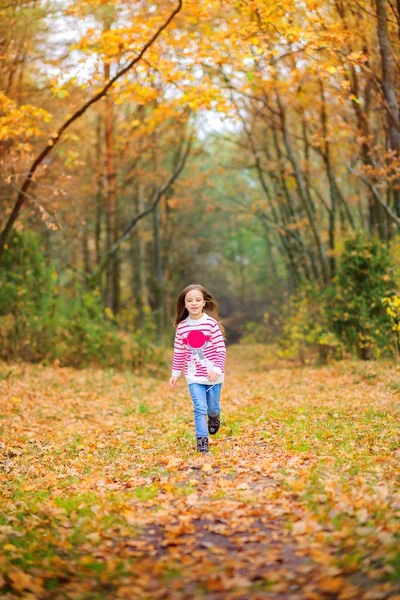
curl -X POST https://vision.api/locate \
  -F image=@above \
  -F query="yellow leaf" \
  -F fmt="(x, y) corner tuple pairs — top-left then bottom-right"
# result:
(80, 556), (95, 565)
(9, 570), (34, 592)
(3, 544), (17, 552)
(310, 548), (334, 565)
(318, 576), (344, 593)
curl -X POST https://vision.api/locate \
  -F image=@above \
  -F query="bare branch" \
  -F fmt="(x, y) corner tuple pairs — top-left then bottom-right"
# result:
(348, 167), (400, 230)
(88, 132), (193, 284)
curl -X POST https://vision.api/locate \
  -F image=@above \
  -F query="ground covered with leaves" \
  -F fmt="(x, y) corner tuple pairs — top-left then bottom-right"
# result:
(1, 346), (400, 600)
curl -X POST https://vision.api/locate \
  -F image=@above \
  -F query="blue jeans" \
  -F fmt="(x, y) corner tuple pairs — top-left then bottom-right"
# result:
(188, 383), (222, 438)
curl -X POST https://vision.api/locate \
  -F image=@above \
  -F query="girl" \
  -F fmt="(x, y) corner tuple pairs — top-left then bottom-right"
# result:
(169, 284), (226, 454)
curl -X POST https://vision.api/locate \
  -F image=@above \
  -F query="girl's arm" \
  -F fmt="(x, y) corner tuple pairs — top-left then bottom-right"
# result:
(169, 375), (179, 388)
(210, 321), (226, 375)
(171, 329), (186, 379)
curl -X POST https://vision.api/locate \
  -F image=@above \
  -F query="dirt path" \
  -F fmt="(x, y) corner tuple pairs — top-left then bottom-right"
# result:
(0, 347), (399, 599)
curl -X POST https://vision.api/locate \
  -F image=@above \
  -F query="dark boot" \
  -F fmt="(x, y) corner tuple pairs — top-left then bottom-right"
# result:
(196, 436), (209, 453)
(208, 415), (220, 435)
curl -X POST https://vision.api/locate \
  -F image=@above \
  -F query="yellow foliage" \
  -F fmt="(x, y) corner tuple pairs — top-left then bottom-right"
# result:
(382, 295), (400, 337)
(0, 92), (52, 142)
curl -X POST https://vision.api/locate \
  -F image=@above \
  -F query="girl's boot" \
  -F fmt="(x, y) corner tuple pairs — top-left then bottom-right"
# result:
(196, 436), (209, 453)
(208, 415), (220, 435)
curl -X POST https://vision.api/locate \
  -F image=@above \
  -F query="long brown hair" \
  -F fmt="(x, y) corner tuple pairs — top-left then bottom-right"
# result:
(173, 283), (224, 333)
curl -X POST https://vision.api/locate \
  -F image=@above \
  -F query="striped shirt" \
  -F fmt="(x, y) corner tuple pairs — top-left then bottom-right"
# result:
(171, 313), (226, 385)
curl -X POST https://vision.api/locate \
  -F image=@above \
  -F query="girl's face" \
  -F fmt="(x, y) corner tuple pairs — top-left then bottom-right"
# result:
(184, 290), (205, 319)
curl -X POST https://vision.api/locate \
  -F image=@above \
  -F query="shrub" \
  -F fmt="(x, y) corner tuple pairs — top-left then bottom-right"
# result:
(382, 295), (400, 358)
(48, 289), (125, 368)
(327, 233), (394, 359)
(241, 313), (275, 344)
(0, 232), (164, 371)
(0, 231), (54, 360)
(278, 283), (343, 364)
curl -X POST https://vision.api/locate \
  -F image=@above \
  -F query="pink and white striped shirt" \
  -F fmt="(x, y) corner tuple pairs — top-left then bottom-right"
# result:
(171, 313), (226, 385)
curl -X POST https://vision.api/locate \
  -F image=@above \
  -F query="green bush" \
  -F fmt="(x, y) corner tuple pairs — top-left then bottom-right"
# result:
(0, 231), (54, 360)
(276, 234), (396, 362)
(327, 233), (394, 359)
(241, 319), (268, 344)
(278, 282), (343, 364)
(0, 232), (164, 371)
(48, 289), (125, 368)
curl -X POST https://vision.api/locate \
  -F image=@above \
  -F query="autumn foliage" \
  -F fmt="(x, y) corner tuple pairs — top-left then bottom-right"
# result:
(1, 347), (400, 598)
(1, 2), (400, 596)
(2, 0), (400, 332)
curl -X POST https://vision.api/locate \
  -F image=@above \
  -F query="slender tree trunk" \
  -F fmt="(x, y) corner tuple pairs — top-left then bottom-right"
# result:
(113, 199), (121, 314)
(396, 0), (400, 37)
(349, 62), (386, 236)
(319, 79), (336, 278)
(276, 93), (330, 283)
(94, 115), (103, 267)
(89, 133), (192, 285)
(269, 123), (319, 281)
(82, 214), (90, 276)
(132, 184), (148, 328)
(240, 110), (311, 283)
(333, 2), (386, 233)
(153, 201), (164, 334)
(160, 193), (169, 329)
(104, 61), (119, 313)
(375, 0), (400, 217)
(265, 233), (278, 280)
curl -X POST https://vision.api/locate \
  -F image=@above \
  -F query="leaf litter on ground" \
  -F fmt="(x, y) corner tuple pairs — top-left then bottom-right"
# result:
(0, 345), (400, 599)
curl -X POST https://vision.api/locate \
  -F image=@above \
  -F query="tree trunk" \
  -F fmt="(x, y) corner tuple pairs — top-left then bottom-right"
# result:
(348, 60), (386, 236)
(131, 186), (147, 329)
(104, 61), (119, 313)
(276, 93), (330, 283)
(82, 217), (90, 276)
(94, 115), (103, 268)
(319, 78), (336, 278)
(269, 123), (319, 281)
(153, 201), (165, 334)
(238, 107), (311, 284)
(375, 0), (400, 217)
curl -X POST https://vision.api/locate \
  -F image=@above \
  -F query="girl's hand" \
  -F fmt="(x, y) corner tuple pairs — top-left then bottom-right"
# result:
(169, 376), (178, 388)
(207, 370), (219, 383)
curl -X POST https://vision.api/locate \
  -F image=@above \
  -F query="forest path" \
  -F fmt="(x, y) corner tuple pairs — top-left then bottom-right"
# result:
(1, 347), (399, 599)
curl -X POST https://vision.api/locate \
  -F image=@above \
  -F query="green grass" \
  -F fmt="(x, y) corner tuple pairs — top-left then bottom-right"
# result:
(1, 351), (399, 598)
(54, 492), (100, 516)
(134, 484), (159, 501)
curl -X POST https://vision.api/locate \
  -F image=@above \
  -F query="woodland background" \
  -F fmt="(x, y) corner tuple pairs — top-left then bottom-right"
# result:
(2, 0), (400, 365)
(2, 3), (400, 599)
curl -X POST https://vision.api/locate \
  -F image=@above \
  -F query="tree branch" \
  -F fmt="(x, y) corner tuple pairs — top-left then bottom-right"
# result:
(0, 0), (183, 262)
(87, 132), (193, 285)
(348, 167), (400, 230)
